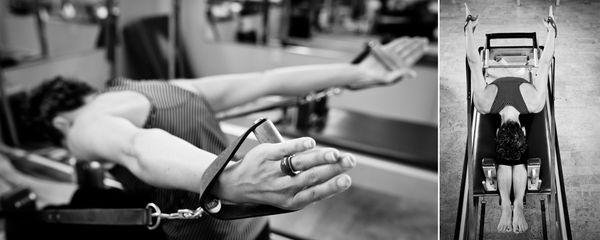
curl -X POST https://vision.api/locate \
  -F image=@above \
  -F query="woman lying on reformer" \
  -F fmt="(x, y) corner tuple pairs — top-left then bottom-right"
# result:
(464, 4), (557, 234)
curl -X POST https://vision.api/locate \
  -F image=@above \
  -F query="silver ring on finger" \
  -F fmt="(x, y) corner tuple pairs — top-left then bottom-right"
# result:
(281, 154), (300, 176)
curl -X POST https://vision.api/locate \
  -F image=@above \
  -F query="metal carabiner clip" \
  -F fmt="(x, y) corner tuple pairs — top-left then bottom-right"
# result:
(146, 203), (162, 230)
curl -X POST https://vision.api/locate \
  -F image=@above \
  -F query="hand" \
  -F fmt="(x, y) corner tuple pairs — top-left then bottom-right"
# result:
(212, 137), (356, 210)
(349, 37), (427, 89)
(543, 6), (556, 35)
(463, 3), (479, 34)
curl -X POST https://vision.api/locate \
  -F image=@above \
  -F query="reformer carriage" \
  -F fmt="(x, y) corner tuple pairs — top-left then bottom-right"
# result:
(454, 32), (571, 240)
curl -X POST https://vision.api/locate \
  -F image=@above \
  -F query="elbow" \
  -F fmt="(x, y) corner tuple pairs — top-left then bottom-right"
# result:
(530, 94), (547, 113)
(530, 103), (545, 114)
(123, 128), (167, 183)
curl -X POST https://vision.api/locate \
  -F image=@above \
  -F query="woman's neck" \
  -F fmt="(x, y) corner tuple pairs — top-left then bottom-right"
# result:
(500, 106), (521, 124)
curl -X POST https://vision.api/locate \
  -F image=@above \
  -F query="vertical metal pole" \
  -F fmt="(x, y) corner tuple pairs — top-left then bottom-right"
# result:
(541, 198), (548, 240)
(105, 0), (117, 79)
(34, 0), (49, 58)
(261, 0), (270, 45)
(469, 196), (478, 240)
(168, 0), (180, 79)
(279, 0), (291, 44)
(0, 67), (19, 146)
(478, 200), (486, 240)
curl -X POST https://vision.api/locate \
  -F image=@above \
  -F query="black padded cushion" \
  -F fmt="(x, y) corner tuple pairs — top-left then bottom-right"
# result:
(473, 106), (552, 195)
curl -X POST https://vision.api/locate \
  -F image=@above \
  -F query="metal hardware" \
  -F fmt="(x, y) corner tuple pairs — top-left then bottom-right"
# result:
(146, 203), (205, 230)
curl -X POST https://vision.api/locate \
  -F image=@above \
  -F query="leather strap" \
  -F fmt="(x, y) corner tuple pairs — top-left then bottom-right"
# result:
(1, 208), (150, 226)
(198, 118), (293, 220)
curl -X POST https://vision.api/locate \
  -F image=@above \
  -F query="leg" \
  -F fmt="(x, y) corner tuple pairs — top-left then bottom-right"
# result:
(512, 164), (529, 233)
(497, 165), (513, 233)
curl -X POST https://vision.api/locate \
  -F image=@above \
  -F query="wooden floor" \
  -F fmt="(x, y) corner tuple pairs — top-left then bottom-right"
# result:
(439, 0), (600, 239)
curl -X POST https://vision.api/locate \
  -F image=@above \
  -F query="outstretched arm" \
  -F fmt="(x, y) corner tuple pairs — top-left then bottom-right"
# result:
(464, 4), (491, 113)
(172, 64), (368, 112)
(530, 6), (556, 113)
(172, 37), (426, 112)
(67, 102), (354, 209)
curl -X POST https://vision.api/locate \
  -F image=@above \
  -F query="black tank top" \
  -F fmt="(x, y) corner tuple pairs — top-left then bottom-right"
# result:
(489, 77), (530, 114)
(106, 78), (266, 240)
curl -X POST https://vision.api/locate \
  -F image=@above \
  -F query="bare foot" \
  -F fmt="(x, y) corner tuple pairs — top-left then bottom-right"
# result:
(497, 204), (512, 233)
(512, 203), (529, 233)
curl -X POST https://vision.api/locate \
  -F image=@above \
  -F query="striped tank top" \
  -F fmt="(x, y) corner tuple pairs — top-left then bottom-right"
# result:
(489, 77), (530, 114)
(106, 78), (267, 240)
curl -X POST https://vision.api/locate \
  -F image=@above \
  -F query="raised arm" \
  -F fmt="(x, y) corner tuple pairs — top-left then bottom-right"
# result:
(529, 6), (556, 113)
(172, 38), (426, 112)
(464, 4), (491, 113)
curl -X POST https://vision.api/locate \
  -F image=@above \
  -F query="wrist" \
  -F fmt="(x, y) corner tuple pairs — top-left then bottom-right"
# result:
(348, 64), (374, 88)
(209, 163), (241, 203)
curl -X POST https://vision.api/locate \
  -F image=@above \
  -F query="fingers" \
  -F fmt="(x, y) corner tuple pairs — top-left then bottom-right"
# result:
(286, 174), (352, 209)
(393, 39), (427, 67)
(261, 137), (316, 160)
(292, 153), (355, 186)
(290, 148), (340, 171)
(383, 37), (410, 52)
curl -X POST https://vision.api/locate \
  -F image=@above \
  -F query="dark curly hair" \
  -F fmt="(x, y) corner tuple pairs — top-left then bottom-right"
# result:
(27, 76), (96, 145)
(495, 121), (527, 163)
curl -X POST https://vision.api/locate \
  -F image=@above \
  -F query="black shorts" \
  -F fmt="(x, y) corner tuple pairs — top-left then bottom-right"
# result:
(497, 158), (527, 166)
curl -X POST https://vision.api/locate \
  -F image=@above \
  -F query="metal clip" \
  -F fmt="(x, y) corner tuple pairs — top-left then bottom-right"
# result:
(146, 203), (205, 230)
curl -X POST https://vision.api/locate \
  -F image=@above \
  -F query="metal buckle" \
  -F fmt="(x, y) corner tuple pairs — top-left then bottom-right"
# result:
(146, 203), (161, 230)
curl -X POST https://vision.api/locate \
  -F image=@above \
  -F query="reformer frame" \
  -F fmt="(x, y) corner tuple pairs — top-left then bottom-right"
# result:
(454, 32), (571, 240)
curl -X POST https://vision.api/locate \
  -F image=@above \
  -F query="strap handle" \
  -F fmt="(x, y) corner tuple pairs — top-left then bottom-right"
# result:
(199, 118), (294, 219)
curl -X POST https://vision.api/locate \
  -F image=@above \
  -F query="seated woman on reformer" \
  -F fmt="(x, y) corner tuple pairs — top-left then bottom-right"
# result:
(464, 4), (557, 234)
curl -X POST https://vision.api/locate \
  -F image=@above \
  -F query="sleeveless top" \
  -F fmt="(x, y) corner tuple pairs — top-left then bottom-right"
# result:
(489, 77), (530, 114)
(105, 78), (267, 240)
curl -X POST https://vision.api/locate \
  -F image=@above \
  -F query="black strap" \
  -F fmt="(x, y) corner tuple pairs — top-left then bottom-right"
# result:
(351, 43), (371, 64)
(1, 208), (150, 226)
(464, 15), (478, 33)
(198, 118), (293, 220)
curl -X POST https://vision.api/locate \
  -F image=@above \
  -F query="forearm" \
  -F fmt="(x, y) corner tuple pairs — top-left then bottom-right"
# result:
(465, 30), (482, 66)
(125, 128), (216, 194)
(179, 64), (365, 111)
(465, 29), (486, 94)
(263, 63), (365, 96)
(540, 30), (555, 66)
(531, 30), (555, 109)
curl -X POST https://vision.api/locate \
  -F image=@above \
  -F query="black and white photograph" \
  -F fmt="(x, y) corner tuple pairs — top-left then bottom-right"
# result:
(0, 0), (438, 240)
(440, 0), (600, 239)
